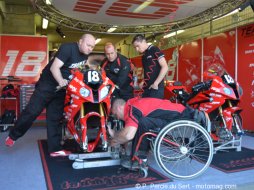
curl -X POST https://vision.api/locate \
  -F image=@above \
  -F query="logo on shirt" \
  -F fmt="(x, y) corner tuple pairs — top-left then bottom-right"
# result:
(69, 61), (86, 68)
(114, 68), (120, 73)
(147, 55), (152, 59)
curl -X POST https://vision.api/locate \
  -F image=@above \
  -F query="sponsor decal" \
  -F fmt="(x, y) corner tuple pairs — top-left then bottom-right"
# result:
(211, 101), (221, 105)
(209, 93), (222, 97)
(211, 87), (221, 93)
(251, 91), (254, 98)
(225, 116), (231, 122)
(249, 63), (254, 67)
(69, 85), (77, 92)
(69, 61), (86, 68)
(74, 77), (85, 87)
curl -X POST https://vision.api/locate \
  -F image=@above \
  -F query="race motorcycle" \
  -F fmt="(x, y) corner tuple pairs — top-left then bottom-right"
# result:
(63, 68), (115, 153)
(166, 64), (244, 152)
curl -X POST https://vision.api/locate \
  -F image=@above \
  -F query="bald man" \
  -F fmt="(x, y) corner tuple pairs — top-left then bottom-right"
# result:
(5, 34), (96, 157)
(102, 42), (134, 102)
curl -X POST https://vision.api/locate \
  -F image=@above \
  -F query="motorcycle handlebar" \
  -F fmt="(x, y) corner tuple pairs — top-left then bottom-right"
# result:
(192, 80), (212, 93)
(55, 79), (71, 92)
(55, 85), (67, 92)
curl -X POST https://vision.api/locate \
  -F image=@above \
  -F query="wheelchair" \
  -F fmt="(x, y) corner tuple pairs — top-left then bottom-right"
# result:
(131, 120), (214, 180)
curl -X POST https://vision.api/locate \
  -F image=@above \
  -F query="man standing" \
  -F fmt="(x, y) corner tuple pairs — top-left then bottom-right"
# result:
(102, 42), (134, 102)
(132, 34), (168, 99)
(5, 34), (96, 157)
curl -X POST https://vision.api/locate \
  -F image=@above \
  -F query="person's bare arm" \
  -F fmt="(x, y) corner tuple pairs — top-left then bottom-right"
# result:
(149, 56), (168, 89)
(50, 57), (68, 87)
(109, 126), (137, 147)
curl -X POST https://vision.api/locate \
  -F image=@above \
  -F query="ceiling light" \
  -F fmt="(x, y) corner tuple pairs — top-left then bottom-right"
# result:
(107, 26), (117, 33)
(56, 27), (66, 38)
(46, 0), (52, 5)
(133, 0), (154, 13)
(163, 30), (185, 38)
(95, 38), (101, 44)
(42, 18), (49, 29)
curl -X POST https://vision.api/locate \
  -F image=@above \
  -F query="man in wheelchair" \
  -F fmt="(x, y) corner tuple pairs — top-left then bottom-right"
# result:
(107, 97), (208, 170)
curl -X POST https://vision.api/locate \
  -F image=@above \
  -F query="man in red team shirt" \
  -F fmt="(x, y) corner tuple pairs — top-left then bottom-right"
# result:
(107, 97), (207, 169)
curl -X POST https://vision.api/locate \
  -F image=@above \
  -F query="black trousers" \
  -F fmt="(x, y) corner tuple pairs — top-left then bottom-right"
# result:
(9, 77), (65, 153)
(142, 87), (164, 99)
(131, 107), (195, 156)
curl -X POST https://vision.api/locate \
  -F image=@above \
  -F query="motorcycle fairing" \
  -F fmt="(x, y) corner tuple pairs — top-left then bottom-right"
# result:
(64, 69), (115, 152)
(222, 106), (242, 131)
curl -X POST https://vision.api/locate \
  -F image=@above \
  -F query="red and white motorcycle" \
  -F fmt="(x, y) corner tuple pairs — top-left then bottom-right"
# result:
(62, 68), (122, 169)
(166, 64), (244, 152)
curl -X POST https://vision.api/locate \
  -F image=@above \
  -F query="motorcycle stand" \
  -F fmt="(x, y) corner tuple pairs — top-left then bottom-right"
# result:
(213, 136), (242, 154)
(68, 146), (121, 169)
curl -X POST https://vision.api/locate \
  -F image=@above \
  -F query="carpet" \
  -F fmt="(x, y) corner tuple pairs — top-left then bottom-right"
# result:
(38, 140), (171, 190)
(210, 147), (254, 173)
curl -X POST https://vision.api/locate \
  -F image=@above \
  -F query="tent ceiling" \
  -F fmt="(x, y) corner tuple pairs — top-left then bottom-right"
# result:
(3, 0), (249, 50)
(31, 0), (246, 35)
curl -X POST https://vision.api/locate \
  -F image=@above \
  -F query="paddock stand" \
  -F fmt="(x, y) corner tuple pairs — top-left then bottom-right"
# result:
(68, 146), (121, 169)
(68, 118), (123, 169)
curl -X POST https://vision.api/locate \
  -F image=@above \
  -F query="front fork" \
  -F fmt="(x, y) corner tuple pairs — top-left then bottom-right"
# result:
(220, 100), (243, 135)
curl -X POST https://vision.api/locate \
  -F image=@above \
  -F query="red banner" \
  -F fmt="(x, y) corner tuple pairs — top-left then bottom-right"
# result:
(203, 30), (236, 78)
(237, 24), (254, 131)
(178, 40), (202, 91)
(0, 35), (48, 120)
(0, 35), (48, 84)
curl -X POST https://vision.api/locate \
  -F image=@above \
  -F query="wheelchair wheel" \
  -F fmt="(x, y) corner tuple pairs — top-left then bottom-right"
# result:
(154, 120), (213, 180)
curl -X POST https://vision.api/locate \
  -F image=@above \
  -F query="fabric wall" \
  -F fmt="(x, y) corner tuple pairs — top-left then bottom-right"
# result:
(178, 40), (202, 91)
(0, 35), (48, 119)
(0, 35), (48, 84)
(237, 24), (254, 131)
(131, 23), (254, 131)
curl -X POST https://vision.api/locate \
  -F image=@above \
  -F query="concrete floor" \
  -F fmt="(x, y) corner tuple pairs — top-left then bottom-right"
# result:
(0, 126), (254, 190)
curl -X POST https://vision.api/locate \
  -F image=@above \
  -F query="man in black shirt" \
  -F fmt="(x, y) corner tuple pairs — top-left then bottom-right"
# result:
(5, 34), (96, 157)
(132, 34), (168, 99)
(102, 42), (134, 101)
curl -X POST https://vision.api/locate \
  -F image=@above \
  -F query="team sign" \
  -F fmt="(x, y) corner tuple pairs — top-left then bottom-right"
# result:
(0, 35), (48, 83)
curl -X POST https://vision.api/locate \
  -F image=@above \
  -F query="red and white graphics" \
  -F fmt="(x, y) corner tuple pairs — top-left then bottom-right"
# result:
(0, 35), (48, 83)
(238, 24), (254, 130)
(52, 0), (221, 26)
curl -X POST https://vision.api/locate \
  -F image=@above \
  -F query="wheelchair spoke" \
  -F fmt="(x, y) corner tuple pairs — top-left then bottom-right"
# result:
(154, 120), (213, 180)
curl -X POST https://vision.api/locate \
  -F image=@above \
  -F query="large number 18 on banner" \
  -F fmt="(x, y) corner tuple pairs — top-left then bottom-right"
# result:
(0, 35), (48, 83)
